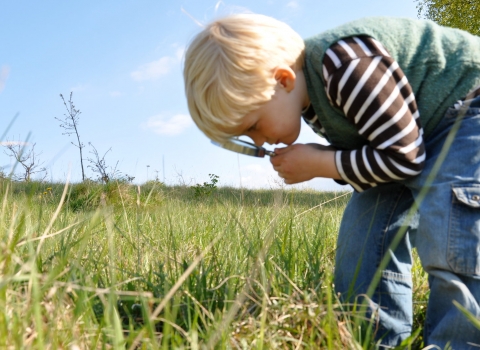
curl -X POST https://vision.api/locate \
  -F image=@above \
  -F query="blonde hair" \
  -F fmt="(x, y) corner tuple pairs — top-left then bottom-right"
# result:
(183, 13), (305, 142)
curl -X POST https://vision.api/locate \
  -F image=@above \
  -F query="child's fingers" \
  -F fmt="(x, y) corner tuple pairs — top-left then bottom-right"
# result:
(270, 145), (294, 167)
(270, 153), (281, 167)
(273, 145), (291, 155)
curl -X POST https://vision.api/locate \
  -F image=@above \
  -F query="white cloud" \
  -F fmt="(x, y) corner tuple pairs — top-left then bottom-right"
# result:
(0, 141), (29, 146)
(223, 160), (349, 191)
(0, 65), (10, 93)
(286, 1), (299, 8)
(131, 56), (175, 81)
(242, 163), (268, 174)
(237, 162), (282, 188)
(175, 46), (185, 60)
(142, 113), (193, 135)
(70, 84), (88, 92)
(240, 174), (283, 189)
(109, 91), (123, 97)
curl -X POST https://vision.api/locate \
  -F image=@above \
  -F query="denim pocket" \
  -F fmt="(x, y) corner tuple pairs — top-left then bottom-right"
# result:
(448, 184), (480, 275)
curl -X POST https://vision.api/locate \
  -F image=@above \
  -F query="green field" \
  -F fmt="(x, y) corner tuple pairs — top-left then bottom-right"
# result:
(0, 179), (429, 349)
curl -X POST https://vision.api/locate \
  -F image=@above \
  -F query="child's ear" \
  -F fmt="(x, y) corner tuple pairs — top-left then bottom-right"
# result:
(273, 65), (296, 92)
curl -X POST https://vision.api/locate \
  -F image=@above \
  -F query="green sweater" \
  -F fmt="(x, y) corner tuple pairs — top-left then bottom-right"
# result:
(303, 17), (480, 150)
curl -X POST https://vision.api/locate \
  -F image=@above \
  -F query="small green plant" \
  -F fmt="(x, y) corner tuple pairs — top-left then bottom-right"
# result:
(191, 173), (219, 198)
(0, 168), (7, 180)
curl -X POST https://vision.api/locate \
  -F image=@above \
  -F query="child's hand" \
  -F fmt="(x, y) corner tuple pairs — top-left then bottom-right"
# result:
(270, 143), (340, 184)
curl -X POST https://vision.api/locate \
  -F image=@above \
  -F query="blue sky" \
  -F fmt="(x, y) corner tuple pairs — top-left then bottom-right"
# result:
(0, 0), (419, 191)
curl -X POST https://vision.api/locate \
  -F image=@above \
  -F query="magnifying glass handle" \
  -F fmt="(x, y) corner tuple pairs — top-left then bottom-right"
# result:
(211, 139), (276, 158)
(265, 150), (276, 157)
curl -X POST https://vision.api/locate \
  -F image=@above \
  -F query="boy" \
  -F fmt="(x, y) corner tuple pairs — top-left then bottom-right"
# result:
(184, 13), (480, 348)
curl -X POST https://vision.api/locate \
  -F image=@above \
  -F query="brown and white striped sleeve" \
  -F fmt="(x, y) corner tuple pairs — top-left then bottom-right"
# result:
(322, 36), (426, 192)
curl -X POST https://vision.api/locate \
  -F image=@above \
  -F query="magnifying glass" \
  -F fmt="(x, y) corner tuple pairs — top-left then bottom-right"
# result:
(211, 138), (275, 158)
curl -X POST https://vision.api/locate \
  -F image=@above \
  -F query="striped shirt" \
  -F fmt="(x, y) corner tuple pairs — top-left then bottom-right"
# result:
(303, 37), (480, 192)
(304, 36), (425, 192)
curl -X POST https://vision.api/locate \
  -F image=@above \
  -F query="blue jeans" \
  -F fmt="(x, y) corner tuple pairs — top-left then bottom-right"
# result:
(335, 97), (480, 349)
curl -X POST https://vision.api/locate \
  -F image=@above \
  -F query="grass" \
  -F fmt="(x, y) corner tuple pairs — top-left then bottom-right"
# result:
(0, 179), (429, 349)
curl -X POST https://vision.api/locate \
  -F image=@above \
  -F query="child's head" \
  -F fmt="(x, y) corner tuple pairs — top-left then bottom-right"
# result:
(183, 13), (305, 142)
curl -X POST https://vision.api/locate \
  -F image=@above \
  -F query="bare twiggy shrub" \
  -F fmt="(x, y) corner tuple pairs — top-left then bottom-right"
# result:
(57, 92), (86, 181)
(3, 140), (47, 181)
(87, 143), (134, 184)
